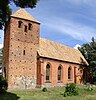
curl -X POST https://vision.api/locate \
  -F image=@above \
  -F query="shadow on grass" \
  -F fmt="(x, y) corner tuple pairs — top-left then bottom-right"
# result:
(60, 93), (64, 96)
(0, 92), (20, 100)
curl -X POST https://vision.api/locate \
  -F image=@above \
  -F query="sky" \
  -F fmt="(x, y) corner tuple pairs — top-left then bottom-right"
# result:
(1, 0), (96, 48)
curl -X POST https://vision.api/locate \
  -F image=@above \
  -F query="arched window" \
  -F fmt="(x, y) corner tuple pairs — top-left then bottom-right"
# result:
(18, 21), (23, 28)
(4, 67), (6, 78)
(46, 64), (50, 81)
(24, 25), (27, 32)
(68, 67), (71, 79)
(28, 23), (32, 30)
(58, 66), (62, 81)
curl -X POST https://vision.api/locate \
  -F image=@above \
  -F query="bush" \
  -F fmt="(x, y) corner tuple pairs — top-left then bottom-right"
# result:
(64, 83), (78, 97)
(42, 87), (47, 92)
(86, 83), (93, 91)
(0, 76), (8, 93)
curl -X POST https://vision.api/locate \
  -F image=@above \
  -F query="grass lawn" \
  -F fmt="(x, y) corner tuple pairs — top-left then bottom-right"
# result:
(0, 86), (96, 100)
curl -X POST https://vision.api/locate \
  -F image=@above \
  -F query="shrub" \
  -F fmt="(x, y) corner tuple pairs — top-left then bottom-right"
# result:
(0, 76), (8, 93)
(42, 87), (47, 92)
(86, 83), (93, 91)
(64, 83), (78, 97)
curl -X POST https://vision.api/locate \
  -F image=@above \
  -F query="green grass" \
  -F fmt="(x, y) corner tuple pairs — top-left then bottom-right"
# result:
(0, 86), (96, 100)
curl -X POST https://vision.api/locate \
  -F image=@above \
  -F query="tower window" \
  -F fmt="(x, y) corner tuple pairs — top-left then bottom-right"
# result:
(28, 23), (32, 30)
(4, 67), (6, 78)
(18, 21), (23, 28)
(24, 25), (27, 32)
(23, 50), (25, 55)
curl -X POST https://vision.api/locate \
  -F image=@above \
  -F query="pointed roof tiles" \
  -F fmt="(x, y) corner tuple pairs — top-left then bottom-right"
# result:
(38, 38), (88, 65)
(11, 8), (40, 23)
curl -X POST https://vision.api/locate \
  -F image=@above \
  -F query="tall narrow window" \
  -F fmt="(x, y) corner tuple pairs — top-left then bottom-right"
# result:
(58, 66), (62, 81)
(46, 64), (50, 81)
(24, 25), (27, 32)
(18, 21), (22, 28)
(23, 50), (25, 55)
(4, 67), (6, 78)
(28, 23), (32, 30)
(68, 67), (71, 80)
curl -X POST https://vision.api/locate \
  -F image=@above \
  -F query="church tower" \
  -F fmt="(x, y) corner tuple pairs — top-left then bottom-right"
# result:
(2, 9), (40, 89)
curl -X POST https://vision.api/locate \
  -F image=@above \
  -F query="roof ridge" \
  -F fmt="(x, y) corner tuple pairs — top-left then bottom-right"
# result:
(11, 8), (40, 23)
(40, 38), (79, 52)
(39, 38), (88, 65)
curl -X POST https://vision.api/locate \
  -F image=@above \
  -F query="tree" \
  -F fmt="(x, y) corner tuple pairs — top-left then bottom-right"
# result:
(79, 37), (96, 83)
(0, 0), (39, 30)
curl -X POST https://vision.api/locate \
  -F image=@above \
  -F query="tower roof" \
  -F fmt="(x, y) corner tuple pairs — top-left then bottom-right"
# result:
(11, 8), (40, 24)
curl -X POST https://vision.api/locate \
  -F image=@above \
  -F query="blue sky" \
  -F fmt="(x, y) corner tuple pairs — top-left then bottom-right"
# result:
(0, 0), (96, 48)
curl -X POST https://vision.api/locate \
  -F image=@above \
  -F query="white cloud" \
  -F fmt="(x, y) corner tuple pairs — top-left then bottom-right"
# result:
(0, 70), (2, 73)
(0, 30), (4, 45)
(74, 44), (81, 50)
(43, 17), (96, 42)
(0, 44), (3, 49)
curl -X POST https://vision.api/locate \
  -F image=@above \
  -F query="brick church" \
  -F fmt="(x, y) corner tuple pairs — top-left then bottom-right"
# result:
(2, 9), (88, 89)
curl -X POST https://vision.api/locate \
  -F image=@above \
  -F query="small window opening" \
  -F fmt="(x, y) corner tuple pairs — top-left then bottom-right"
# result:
(18, 21), (22, 28)
(23, 50), (25, 55)
(24, 25), (27, 32)
(4, 67), (6, 78)
(28, 23), (32, 30)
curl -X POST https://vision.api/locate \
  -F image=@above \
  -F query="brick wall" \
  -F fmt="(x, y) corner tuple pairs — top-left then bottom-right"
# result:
(3, 17), (40, 89)
(37, 57), (83, 87)
(2, 22), (10, 79)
